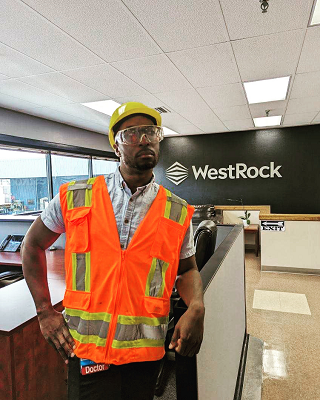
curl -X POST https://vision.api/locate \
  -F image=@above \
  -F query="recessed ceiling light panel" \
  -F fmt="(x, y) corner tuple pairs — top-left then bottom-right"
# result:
(82, 100), (121, 116)
(310, 0), (320, 25)
(244, 77), (290, 104)
(253, 116), (282, 127)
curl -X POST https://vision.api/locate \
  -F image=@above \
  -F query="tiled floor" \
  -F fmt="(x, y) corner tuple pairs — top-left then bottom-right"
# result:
(245, 252), (320, 400)
(253, 290), (311, 315)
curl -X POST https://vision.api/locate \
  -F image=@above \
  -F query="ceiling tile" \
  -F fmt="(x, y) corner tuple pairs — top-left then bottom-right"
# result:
(195, 122), (228, 134)
(311, 112), (320, 123)
(220, 0), (314, 40)
(168, 43), (241, 87)
(115, 94), (170, 109)
(111, 54), (192, 93)
(63, 65), (148, 98)
(286, 96), (320, 114)
(297, 26), (320, 74)
(155, 89), (225, 127)
(20, 73), (107, 103)
(161, 113), (193, 127)
(290, 70), (320, 98)
(213, 105), (251, 121)
(165, 123), (203, 135)
(27, 107), (108, 134)
(122, 0), (228, 52)
(232, 30), (305, 81)
(47, 103), (111, 126)
(115, 96), (197, 131)
(0, 92), (43, 113)
(0, 80), (73, 108)
(0, 0), (104, 70)
(283, 112), (318, 126)
(22, 0), (161, 62)
(197, 83), (247, 108)
(0, 74), (10, 81)
(249, 101), (287, 118)
(0, 42), (54, 78)
(224, 119), (254, 131)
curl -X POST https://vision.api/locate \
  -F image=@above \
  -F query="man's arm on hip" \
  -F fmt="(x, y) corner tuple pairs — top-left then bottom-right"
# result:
(21, 217), (75, 363)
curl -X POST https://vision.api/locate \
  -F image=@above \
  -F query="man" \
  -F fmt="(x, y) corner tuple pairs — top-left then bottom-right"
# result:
(22, 102), (205, 400)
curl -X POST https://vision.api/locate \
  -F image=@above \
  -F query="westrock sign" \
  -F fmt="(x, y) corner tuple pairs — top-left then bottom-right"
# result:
(166, 161), (282, 186)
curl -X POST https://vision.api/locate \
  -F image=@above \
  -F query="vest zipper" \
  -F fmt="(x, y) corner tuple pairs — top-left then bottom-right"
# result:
(104, 249), (126, 362)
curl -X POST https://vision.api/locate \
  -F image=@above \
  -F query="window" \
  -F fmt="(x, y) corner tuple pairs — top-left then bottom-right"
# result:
(0, 149), (48, 215)
(51, 154), (90, 197)
(92, 158), (118, 177)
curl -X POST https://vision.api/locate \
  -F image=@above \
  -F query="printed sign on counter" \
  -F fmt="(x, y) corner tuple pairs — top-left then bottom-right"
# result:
(261, 221), (285, 231)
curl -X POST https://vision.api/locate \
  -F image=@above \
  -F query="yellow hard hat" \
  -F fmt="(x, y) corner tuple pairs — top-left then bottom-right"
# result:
(108, 102), (162, 148)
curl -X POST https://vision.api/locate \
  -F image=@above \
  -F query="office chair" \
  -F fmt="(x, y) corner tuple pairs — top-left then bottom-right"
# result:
(193, 220), (217, 271)
(155, 219), (217, 396)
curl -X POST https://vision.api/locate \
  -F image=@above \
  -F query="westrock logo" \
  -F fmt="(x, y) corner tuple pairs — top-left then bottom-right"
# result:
(166, 162), (282, 186)
(166, 162), (189, 185)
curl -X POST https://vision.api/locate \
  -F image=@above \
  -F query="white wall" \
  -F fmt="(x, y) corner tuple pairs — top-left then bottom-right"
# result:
(0, 107), (112, 152)
(261, 221), (320, 272)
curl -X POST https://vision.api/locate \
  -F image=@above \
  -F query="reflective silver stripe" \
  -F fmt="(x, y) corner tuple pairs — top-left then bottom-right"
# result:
(166, 191), (187, 223)
(114, 322), (168, 342)
(73, 185), (86, 208)
(68, 183), (93, 191)
(65, 314), (109, 339)
(149, 259), (165, 297)
(67, 179), (92, 208)
(75, 253), (86, 291)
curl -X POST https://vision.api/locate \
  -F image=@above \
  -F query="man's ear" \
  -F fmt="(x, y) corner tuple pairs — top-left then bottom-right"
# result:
(113, 143), (121, 158)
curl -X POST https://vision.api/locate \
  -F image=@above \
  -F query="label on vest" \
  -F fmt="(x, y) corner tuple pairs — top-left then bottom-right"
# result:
(80, 358), (110, 375)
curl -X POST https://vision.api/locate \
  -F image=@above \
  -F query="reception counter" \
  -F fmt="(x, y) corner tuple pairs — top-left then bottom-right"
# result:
(259, 213), (320, 275)
(0, 250), (67, 400)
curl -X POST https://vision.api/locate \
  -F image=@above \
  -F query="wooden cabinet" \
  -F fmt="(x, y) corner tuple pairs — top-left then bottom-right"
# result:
(0, 251), (67, 400)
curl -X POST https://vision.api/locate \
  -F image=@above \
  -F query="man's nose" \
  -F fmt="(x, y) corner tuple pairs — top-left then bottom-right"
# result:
(139, 134), (151, 145)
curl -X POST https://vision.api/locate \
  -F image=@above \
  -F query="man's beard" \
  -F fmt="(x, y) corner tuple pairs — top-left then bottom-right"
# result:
(125, 150), (160, 171)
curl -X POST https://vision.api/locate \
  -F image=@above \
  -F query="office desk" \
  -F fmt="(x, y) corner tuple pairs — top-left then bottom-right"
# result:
(244, 224), (259, 257)
(0, 250), (67, 400)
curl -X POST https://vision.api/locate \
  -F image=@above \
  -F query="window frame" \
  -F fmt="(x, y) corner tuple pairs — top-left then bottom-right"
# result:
(0, 134), (118, 214)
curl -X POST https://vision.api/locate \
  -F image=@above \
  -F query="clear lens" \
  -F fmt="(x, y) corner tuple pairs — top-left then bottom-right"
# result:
(116, 126), (164, 145)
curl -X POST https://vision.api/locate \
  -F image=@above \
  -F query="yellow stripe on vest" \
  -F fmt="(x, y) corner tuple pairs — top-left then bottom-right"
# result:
(163, 188), (188, 225)
(112, 314), (168, 349)
(71, 252), (91, 292)
(64, 309), (112, 347)
(145, 258), (169, 298)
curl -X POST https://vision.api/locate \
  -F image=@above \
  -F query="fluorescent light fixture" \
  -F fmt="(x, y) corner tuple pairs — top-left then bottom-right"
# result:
(310, 0), (320, 25)
(253, 115), (282, 127)
(82, 100), (121, 116)
(163, 127), (179, 136)
(244, 76), (290, 104)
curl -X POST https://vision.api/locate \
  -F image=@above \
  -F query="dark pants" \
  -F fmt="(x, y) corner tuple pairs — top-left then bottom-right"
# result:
(68, 357), (161, 400)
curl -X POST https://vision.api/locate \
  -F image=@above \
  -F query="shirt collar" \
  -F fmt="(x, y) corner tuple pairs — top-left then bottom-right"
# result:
(115, 166), (155, 193)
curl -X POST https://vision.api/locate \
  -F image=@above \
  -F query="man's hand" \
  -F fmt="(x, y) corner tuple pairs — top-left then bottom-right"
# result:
(37, 307), (76, 364)
(169, 302), (205, 357)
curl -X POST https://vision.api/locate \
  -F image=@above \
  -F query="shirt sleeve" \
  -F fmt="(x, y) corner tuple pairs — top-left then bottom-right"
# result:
(179, 220), (196, 260)
(40, 193), (66, 234)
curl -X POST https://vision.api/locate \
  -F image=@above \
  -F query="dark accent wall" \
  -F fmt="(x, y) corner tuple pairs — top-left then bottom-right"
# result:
(154, 124), (320, 214)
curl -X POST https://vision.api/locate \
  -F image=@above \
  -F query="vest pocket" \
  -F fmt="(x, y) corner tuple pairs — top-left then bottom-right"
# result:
(66, 207), (91, 252)
(63, 289), (91, 310)
(143, 296), (170, 317)
(150, 217), (185, 263)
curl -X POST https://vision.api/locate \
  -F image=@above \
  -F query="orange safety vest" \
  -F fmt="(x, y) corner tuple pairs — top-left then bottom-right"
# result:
(60, 175), (194, 365)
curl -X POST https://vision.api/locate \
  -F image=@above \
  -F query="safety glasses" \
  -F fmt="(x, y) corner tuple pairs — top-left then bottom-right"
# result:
(115, 125), (164, 146)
